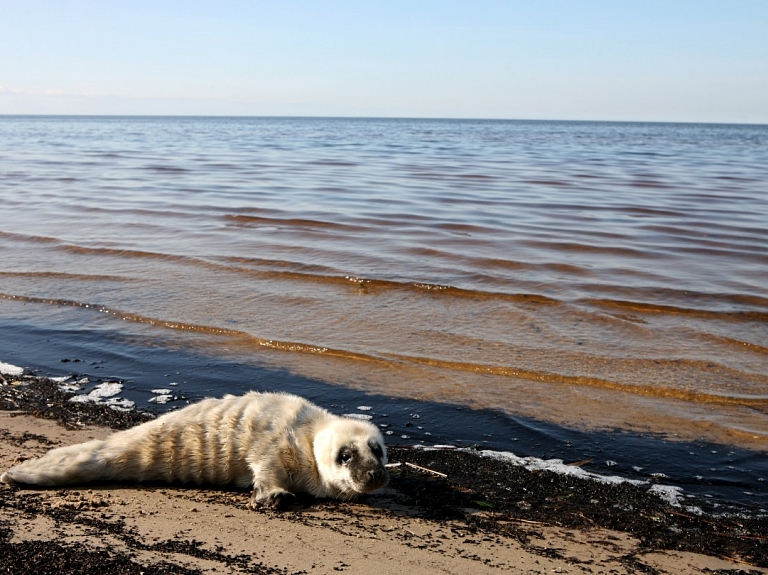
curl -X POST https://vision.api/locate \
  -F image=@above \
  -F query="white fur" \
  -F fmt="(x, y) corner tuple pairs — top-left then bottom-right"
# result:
(1, 392), (388, 507)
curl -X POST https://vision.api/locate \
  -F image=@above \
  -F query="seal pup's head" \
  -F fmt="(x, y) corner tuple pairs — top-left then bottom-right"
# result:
(313, 418), (389, 499)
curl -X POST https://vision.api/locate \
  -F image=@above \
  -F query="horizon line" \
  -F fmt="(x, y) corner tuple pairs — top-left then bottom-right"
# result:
(0, 113), (766, 127)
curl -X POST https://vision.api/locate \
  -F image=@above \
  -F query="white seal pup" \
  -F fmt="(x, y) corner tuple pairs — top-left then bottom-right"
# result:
(0, 391), (389, 508)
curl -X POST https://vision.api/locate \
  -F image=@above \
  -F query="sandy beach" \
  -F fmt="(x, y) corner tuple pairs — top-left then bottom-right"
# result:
(1, 371), (765, 574)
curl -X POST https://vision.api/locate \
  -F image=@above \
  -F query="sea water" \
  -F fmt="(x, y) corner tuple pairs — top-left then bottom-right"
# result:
(0, 116), (766, 509)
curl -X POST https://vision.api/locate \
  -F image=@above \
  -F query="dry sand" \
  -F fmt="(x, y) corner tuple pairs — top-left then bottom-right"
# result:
(1, 408), (763, 574)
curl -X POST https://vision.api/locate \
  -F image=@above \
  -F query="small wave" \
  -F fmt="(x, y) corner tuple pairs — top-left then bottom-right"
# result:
(379, 353), (768, 407)
(621, 206), (685, 217)
(223, 214), (367, 232)
(2, 291), (765, 409)
(0, 229), (197, 264)
(88, 152), (128, 159)
(522, 179), (571, 187)
(143, 165), (191, 173)
(434, 222), (498, 235)
(629, 179), (673, 189)
(456, 173), (496, 180)
(700, 334), (768, 356)
(306, 159), (358, 167)
(2, 228), (764, 320)
(584, 298), (768, 322)
(0, 271), (134, 282)
(0, 230), (61, 245)
(0, 293), (242, 337)
(520, 239), (659, 259)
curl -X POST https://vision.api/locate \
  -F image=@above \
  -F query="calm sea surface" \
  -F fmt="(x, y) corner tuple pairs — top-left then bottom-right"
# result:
(1, 116), (767, 506)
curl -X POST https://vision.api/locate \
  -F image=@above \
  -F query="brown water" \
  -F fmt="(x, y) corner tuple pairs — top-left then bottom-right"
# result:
(0, 116), (766, 452)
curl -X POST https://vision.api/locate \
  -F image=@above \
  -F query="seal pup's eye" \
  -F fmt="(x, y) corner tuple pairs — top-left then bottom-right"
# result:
(338, 450), (352, 464)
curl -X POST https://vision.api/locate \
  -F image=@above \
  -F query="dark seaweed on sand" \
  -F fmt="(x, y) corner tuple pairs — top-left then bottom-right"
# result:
(388, 448), (767, 568)
(0, 540), (203, 575)
(0, 373), (155, 430)
(1, 373), (766, 573)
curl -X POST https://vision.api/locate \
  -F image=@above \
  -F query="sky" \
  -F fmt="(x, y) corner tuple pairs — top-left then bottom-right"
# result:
(1, 1), (766, 123)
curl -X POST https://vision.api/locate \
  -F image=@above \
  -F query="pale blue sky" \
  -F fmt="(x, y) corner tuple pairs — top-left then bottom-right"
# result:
(1, 1), (766, 122)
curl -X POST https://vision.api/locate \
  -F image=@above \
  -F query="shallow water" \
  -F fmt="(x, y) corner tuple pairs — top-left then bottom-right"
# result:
(0, 116), (766, 501)
(1, 310), (766, 512)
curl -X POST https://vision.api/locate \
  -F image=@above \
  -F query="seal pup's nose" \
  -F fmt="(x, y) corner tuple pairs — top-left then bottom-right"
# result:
(367, 467), (388, 486)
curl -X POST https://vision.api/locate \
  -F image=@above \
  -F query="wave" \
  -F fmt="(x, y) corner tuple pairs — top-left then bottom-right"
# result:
(223, 214), (369, 232)
(0, 293), (242, 337)
(584, 298), (768, 322)
(2, 291), (766, 408)
(0, 230), (60, 245)
(2, 227), (767, 322)
(0, 271), (135, 282)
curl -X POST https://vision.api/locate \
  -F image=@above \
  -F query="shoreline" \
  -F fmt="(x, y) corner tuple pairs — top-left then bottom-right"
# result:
(1, 314), (766, 512)
(1, 369), (766, 574)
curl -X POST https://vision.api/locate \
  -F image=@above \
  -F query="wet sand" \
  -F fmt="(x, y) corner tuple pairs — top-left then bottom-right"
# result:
(1, 371), (765, 574)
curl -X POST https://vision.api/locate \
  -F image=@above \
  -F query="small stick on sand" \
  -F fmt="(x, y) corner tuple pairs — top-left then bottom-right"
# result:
(404, 462), (447, 478)
(515, 518), (548, 526)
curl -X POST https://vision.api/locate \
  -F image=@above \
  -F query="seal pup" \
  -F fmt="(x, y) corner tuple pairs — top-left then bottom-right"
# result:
(0, 391), (389, 508)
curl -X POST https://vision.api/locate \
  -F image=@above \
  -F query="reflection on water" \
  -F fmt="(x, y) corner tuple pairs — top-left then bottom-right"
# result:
(0, 116), (767, 450)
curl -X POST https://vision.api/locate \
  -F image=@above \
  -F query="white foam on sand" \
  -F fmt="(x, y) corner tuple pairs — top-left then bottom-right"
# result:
(68, 382), (124, 404)
(51, 375), (86, 393)
(408, 445), (691, 509)
(477, 449), (688, 507)
(88, 382), (124, 398)
(0, 361), (24, 377)
(649, 484), (686, 507)
(104, 397), (136, 412)
(58, 383), (83, 393)
(476, 449), (640, 485)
